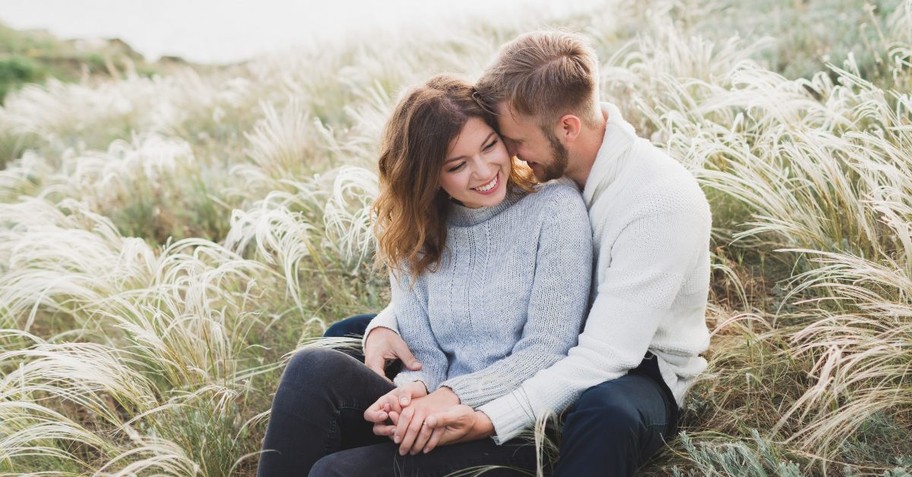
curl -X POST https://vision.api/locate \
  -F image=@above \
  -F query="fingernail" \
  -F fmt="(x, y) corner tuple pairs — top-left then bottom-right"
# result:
(400, 397), (408, 405)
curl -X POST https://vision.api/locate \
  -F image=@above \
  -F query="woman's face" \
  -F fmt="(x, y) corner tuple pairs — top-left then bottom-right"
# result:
(438, 117), (512, 209)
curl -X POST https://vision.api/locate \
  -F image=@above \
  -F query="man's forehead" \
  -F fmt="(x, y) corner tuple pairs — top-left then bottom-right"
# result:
(494, 103), (533, 137)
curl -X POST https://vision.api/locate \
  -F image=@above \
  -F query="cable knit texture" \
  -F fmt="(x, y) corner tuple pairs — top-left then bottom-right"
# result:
(370, 181), (592, 408)
(477, 103), (713, 443)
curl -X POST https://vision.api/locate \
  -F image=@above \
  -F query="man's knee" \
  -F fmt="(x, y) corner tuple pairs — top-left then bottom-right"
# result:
(571, 383), (642, 432)
(323, 313), (376, 338)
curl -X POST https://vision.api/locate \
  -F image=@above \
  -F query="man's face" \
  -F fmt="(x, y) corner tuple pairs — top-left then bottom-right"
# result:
(494, 103), (568, 182)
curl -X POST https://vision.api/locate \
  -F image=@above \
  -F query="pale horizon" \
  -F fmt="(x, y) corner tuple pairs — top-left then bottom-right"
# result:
(0, 0), (607, 64)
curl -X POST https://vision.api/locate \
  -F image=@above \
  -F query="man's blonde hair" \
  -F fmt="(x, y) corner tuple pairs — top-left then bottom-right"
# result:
(475, 30), (601, 131)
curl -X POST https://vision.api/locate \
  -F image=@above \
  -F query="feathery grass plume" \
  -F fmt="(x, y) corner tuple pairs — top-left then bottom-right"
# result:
(0, 151), (53, 202)
(224, 192), (318, 312)
(0, 400), (113, 473)
(93, 435), (201, 477)
(243, 99), (327, 182)
(0, 198), (156, 332)
(0, 330), (157, 473)
(770, 251), (912, 462)
(47, 133), (226, 242)
(322, 166), (379, 267)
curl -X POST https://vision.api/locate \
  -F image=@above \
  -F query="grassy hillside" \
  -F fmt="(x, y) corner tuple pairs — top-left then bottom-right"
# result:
(0, 0), (910, 475)
(0, 21), (175, 104)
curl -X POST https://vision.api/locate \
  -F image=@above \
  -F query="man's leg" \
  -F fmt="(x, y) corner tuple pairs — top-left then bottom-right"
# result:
(554, 359), (678, 477)
(257, 347), (394, 477)
(323, 313), (404, 379)
(324, 313), (376, 339)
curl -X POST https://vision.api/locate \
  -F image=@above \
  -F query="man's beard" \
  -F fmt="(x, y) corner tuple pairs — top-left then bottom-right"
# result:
(540, 131), (569, 181)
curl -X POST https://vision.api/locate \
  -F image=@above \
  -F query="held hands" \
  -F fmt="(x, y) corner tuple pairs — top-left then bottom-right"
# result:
(363, 327), (422, 377)
(364, 385), (495, 455)
(363, 381), (428, 435)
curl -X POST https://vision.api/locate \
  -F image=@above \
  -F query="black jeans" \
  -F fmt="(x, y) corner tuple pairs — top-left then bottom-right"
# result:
(325, 314), (680, 477)
(257, 346), (537, 476)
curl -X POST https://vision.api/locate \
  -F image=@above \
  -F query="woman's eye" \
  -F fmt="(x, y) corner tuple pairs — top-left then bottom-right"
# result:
(448, 163), (466, 173)
(483, 139), (498, 151)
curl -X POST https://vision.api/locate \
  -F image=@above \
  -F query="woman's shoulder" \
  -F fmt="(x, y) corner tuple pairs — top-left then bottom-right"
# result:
(527, 178), (586, 209)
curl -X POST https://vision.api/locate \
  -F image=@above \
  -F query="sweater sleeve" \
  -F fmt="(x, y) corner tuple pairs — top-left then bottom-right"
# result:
(361, 302), (399, 351)
(440, 187), (592, 407)
(478, 183), (711, 442)
(386, 270), (449, 391)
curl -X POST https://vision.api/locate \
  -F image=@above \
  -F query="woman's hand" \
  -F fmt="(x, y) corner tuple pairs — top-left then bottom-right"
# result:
(390, 387), (460, 455)
(363, 381), (428, 437)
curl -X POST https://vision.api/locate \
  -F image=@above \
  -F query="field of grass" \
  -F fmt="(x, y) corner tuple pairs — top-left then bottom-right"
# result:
(0, 0), (910, 475)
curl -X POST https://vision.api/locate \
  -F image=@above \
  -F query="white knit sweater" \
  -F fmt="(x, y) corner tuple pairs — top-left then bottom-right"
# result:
(477, 103), (712, 442)
(369, 181), (593, 408)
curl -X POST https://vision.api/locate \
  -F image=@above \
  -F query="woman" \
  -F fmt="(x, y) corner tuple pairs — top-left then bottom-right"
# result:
(257, 75), (592, 476)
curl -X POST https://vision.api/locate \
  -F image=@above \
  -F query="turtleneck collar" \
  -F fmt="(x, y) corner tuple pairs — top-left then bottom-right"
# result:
(582, 102), (636, 207)
(446, 187), (525, 227)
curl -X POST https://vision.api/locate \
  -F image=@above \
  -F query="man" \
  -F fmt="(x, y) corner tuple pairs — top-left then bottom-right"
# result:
(346, 30), (712, 476)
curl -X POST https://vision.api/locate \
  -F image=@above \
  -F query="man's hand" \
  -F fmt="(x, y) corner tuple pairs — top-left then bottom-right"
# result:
(363, 327), (422, 377)
(390, 387), (460, 455)
(420, 405), (495, 453)
(364, 381), (428, 437)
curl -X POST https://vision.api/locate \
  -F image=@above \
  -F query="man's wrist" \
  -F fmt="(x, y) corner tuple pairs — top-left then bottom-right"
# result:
(473, 410), (495, 439)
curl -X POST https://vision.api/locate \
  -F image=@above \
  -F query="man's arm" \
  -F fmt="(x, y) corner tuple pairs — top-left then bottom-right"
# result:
(417, 406), (494, 453)
(478, 186), (712, 442)
(363, 324), (422, 376)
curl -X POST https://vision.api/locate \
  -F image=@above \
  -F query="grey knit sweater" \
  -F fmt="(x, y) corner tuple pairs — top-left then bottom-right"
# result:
(384, 180), (592, 408)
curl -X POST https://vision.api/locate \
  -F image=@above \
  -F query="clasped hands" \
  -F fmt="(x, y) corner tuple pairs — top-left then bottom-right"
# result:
(362, 326), (493, 455)
(363, 382), (484, 455)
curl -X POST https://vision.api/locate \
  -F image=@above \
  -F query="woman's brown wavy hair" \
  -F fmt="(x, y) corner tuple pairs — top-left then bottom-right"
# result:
(374, 74), (536, 277)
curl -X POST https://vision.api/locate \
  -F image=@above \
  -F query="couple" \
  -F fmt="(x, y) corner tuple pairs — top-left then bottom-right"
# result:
(258, 30), (712, 477)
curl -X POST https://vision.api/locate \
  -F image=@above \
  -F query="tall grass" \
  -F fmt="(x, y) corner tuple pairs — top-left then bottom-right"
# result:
(0, 0), (910, 474)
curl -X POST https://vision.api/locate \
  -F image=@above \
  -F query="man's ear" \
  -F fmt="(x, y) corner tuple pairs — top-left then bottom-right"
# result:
(556, 114), (582, 143)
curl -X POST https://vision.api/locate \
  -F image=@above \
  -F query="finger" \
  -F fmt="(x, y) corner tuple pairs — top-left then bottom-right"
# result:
(394, 408), (414, 444)
(364, 352), (387, 377)
(393, 340), (422, 371)
(364, 408), (388, 424)
(409, 420), (434, 455)
(398, 410), (426, 455)
(364, 397), (392, 423)
(384, 394), (403, 415)
(423, 426), (446, 453)
(372, 423), (396, 437)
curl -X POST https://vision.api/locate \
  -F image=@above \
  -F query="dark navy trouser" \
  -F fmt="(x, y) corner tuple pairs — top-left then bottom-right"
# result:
(323, 314), (680, 477)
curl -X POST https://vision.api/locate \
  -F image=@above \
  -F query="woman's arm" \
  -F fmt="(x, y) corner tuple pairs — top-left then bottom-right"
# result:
(386, 270), (449, 392)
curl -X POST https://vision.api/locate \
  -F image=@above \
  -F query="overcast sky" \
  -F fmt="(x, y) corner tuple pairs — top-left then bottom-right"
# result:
(0, 0), (606, 64)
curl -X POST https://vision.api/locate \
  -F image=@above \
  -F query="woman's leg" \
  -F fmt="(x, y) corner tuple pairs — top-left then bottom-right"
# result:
(257, 347), (395, 477)
(309, 437), (539, 477)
